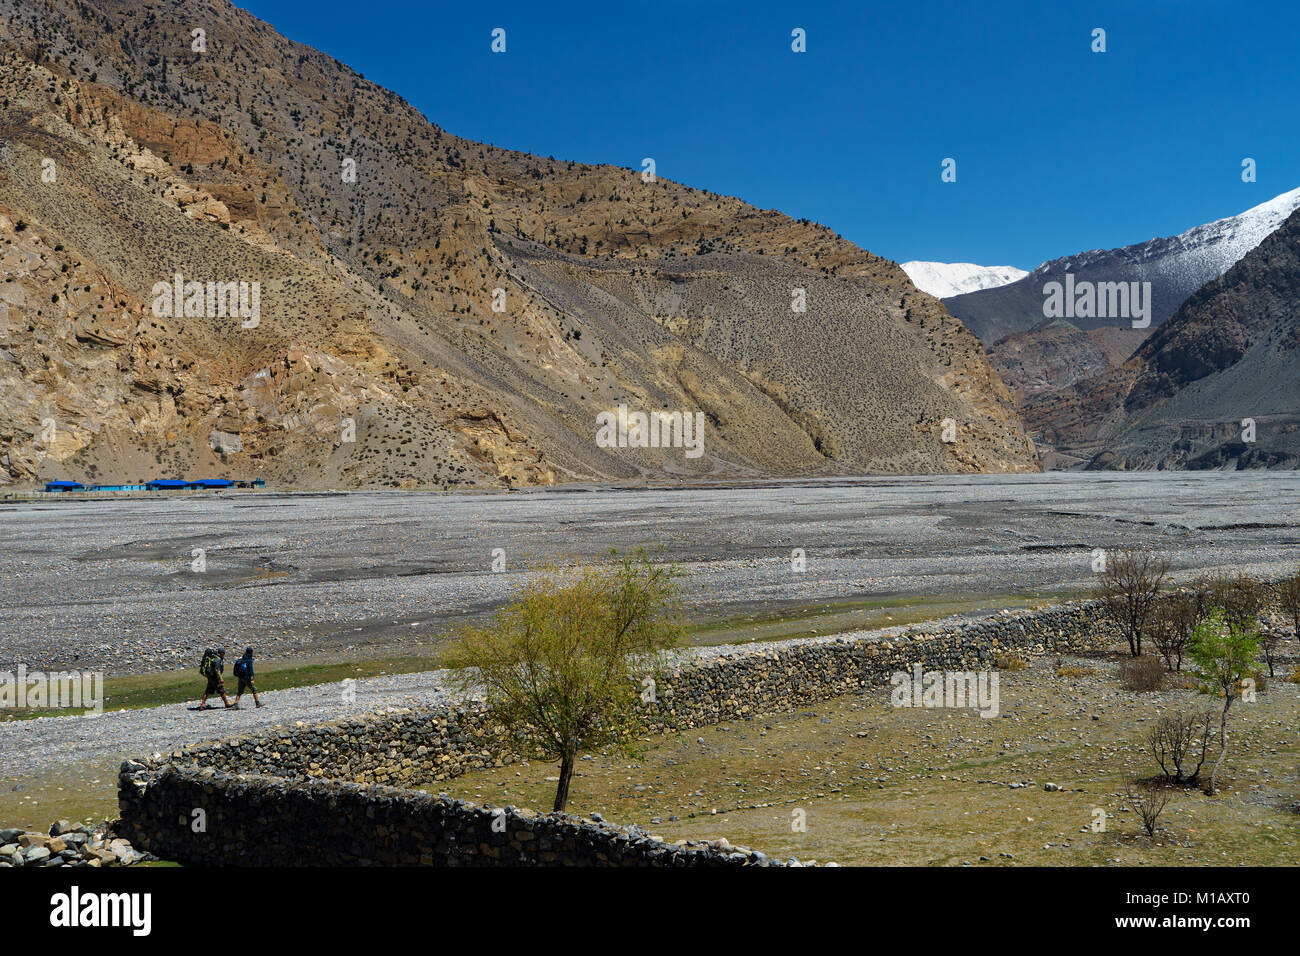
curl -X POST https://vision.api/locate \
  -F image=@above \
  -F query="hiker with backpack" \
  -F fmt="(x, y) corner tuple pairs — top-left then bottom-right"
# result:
(232, 647), (262, 708)
(198, 647), (235, 710)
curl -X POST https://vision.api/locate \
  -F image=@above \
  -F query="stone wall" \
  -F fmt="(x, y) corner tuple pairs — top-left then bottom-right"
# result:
(117, 764), (779, 866)
(117, 599), (1120, 866)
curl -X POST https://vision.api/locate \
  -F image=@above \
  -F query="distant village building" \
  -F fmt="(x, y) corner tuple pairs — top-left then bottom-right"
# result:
(44, 480), (85, 492)
(43, 478), (264, 494)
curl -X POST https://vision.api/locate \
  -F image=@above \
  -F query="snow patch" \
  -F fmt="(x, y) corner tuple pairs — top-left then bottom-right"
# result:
(901, 261), (1029, 299)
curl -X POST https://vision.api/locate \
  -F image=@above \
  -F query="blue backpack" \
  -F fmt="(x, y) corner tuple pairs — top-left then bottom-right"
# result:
(233, 656), (251, 678)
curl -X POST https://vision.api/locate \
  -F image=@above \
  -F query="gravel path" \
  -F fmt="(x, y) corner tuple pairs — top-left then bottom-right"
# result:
(0, 669), (463, 780)
(0, 607), (968, 779)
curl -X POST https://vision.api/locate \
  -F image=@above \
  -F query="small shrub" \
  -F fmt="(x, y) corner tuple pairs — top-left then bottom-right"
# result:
(1274, 570), (1300, 643)
(1288, 669), (1300, 684)
(1056, 665), (1095, 678)
(1150, 593), (1199, 672)
(1189, 610), (1262, 795)
(1147, 711), (1215, 784)
(1125, 778), (1173, 837)
(1260, 626), (1284, 679)
(1120, 655), (1167, 692)
(994, 651), (1029, 671)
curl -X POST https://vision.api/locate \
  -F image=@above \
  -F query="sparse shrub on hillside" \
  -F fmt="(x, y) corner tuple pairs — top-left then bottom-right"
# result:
(1147, 711), (1215, 784)
(1120, 654), (1167, 692)
(445, 549), (682, 813)
(1095, 550), (1169, 657)
(1188, 610), (1261, 795)
(1124, 778), (1173, 837)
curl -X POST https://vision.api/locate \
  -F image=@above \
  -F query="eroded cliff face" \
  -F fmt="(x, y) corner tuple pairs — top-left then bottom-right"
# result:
(0, 0), (1037, 489)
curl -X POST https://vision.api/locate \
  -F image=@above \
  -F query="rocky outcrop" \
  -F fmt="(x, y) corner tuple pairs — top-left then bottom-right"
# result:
(986, 321), (1145, 402)
(985, 322), (1146, 467)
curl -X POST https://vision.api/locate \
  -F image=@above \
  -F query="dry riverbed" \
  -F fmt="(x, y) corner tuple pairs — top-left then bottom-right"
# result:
(6, 473), (1300, 675)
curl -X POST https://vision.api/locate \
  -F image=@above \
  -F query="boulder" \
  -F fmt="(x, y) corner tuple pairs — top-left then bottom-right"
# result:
(22, 845), (51, 864)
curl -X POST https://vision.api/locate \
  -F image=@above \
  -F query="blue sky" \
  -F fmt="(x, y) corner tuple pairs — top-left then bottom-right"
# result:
(237, 0), (1299, 269)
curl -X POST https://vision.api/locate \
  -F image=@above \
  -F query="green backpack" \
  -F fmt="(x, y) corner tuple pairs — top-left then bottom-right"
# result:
(199, 649), (216, 678)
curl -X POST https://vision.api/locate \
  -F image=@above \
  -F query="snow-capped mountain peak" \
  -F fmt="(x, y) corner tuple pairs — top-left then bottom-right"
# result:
(900, 261), (1029, 299)
(1158, 184), (1300, 274)
(944, 185), (1300, 343)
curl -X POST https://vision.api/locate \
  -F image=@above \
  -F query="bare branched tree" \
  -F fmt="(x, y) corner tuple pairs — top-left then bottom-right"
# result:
(1149, 592), (1201, 672)
(1197, 571), (1267, 630)
(1124, 778), (1173, 838)
(1272, 568), (1300, 650)
(1095, 549), (1170, 657)
(1147, 711), (1215, 784)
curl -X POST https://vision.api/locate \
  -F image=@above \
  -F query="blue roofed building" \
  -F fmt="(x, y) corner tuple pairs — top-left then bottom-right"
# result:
(145, 479), (190, 491)
(44, 480), (85, 492)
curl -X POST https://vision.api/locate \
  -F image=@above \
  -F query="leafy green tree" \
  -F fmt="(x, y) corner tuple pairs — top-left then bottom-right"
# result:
(446, 550), (682, 813)
(1188, 610), (1261, 795)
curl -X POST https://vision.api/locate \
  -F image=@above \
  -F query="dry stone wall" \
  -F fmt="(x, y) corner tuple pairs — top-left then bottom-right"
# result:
(117, 600), (1119, 866)
(117, 765), (776, 866)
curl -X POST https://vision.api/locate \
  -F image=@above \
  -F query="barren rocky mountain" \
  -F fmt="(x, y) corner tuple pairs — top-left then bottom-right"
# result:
(1025, 207), (1300, 469)
(945, 186), (1300, 346)
(985, 320), (1147, 403)
(0, 0), (1037, 489)
(984, 321), (1146, 468)
(957, 188), (1300, 468)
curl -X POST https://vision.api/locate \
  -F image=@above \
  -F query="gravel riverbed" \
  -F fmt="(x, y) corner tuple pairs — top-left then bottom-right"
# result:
(3, 472), (1298, 675)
